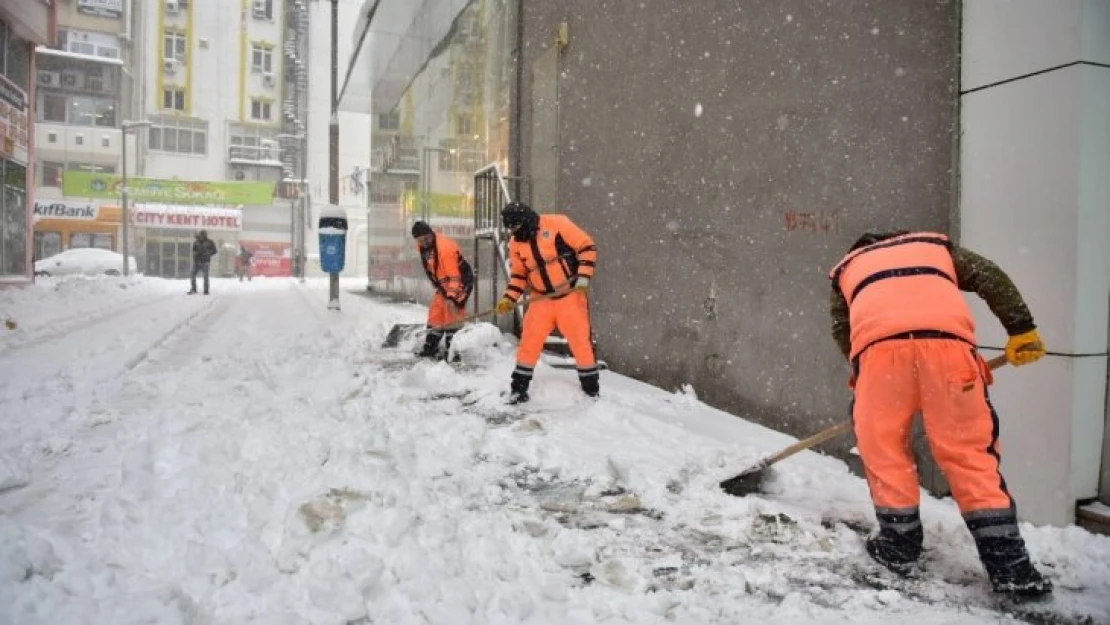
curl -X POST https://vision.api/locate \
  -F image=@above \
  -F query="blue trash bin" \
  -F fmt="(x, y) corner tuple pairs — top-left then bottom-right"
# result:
(318, 214), (348, 274)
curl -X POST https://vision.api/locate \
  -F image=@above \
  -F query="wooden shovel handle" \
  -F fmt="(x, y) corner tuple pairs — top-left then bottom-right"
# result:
(766, 353), (1011, 467)
(435, 289), (575, 330)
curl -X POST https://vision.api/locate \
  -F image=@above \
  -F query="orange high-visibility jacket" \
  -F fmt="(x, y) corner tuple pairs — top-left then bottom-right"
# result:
(503, 214), (596, 302)
(418, 233), (467, 304)
(829, 232), (977, 359)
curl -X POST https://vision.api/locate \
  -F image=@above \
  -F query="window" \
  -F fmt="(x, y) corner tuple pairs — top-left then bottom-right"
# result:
(40, 93), (68, 122)
(250, 99), (272, 121)
(251, 44), (273, 74)
(148, 118), (207, 155)
(229, 126), (278, 161)
(379, 111), (400, 131)
(1, 161), (28, 275)
(60, 29), (122, 60)
(162, 87), (186, 111)
(252, 0), (274, 20)
(70, 96), (117, 127)
(40, 162), (64, 187)
(0, 23), (30, 92)
(163, 30), (186, 63)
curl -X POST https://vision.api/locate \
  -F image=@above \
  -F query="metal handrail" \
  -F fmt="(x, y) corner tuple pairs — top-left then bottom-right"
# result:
(473, 163), (520, 329)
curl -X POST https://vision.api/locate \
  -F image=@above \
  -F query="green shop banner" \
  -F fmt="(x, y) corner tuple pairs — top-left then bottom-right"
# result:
(63, 171), (275, 205)
(402, 190), (473, 218)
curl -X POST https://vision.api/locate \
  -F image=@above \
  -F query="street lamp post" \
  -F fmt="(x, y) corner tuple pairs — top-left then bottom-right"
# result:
(120, 120), (152, 276)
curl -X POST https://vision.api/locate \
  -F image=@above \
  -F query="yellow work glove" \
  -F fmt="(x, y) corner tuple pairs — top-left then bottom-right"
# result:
(496, 297), (515, 315)
(1005, 329), (1046, 366)
(575, 277), (590, 292)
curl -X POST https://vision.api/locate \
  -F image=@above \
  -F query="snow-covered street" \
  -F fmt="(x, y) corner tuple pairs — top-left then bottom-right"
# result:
(1, 277), (1108, 625)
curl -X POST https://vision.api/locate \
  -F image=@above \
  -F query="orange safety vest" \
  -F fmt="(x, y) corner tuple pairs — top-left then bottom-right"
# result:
(504, 214), (597, 301)
(418, 233), (469, 303)
(829, 232), (976, 359)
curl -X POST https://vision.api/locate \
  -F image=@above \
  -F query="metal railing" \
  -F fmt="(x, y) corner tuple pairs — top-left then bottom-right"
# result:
(473, 163), (521, 330)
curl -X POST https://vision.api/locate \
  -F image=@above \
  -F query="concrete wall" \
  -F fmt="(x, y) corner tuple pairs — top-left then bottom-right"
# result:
(960, 0), (1110, 526)
(513, 1), (959, 450)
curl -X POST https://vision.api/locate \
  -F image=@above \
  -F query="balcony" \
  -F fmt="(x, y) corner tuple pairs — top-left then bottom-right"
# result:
(227, 143), (283, 167)
(35, 123), (133, 168)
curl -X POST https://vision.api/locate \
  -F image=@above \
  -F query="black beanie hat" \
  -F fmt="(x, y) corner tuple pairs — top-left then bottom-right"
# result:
(411, 221), (433, 238)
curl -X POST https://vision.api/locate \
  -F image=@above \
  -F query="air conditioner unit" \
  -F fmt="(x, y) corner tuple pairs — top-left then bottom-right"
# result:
(37, 70), (59, 87)
(262, 73), (276, 87)
(166, 0), (180, 13)
(252, 0), (268, 18)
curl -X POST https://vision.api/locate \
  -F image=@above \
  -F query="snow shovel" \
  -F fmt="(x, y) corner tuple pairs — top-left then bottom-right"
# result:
(718, 353), (1011, 497)
(380, 289), (573, 348)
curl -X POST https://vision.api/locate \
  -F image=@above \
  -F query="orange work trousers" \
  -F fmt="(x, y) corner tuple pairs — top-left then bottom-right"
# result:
(427, 292), (466, 329)
(516, 290), (596, 368)
(852, 338), (1012, 514)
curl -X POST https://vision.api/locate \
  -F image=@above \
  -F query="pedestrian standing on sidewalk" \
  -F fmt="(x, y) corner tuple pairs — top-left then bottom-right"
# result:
(188, 230), (219, 295)
(236, 245), (254, 282)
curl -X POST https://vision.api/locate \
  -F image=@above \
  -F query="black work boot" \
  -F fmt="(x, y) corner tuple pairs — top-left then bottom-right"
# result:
(579, 366), (600, 398)
(417, 331), (441, 359)
(866, 508), (924, 577)
(967, 510), (1052, 599)
(443, 331), (461, 363)
(507, 366), (532, 404)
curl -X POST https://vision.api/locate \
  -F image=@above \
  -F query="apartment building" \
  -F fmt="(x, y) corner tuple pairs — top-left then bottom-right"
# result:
(32, 0), (370, 280)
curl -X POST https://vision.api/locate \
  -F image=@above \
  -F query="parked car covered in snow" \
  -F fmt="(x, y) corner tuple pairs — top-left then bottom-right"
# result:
(33, 248), (139, 277)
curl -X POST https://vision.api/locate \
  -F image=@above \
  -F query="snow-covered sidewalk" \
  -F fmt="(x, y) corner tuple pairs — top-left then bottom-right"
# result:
(1, 277), (1107, 625)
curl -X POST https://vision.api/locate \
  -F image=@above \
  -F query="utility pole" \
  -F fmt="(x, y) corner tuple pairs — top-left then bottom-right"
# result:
(328, 0), (341, 306)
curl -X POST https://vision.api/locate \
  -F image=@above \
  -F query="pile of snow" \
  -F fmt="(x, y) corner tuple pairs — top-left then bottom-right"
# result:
(0, 279), (1106, 625)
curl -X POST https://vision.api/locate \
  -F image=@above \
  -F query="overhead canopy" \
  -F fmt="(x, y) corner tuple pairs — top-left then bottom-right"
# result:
(338, 0), (472, 115)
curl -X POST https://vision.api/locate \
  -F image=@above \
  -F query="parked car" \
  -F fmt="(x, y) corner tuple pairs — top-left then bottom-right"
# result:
(34, 248), (139, 277)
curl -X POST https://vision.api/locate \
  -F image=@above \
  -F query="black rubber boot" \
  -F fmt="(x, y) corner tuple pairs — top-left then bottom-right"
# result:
(417, 331), (440, 359)
(967, 511), (1052, 599)
(866, 508), (924, 577)
(443, 331), (460, 362)
(507, 368), (532, 404)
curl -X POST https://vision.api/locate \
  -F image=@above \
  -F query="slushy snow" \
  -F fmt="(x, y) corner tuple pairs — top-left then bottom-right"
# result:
(1, 276), (1107, 624)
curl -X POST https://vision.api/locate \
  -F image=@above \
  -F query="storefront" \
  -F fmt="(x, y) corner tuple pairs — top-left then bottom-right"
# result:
(32, 199), (120, 260)
(0, 0), (54, 284)
(61, 170), (272, 278)
(133, 204), (242, 278)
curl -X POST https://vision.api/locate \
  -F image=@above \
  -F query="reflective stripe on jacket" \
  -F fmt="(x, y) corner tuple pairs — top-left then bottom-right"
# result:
(503, 214), (596, 301)
(829, 232), (977, 359)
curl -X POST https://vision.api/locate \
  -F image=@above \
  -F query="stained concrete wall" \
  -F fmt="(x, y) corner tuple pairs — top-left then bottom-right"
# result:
(512, 1), (960, 451)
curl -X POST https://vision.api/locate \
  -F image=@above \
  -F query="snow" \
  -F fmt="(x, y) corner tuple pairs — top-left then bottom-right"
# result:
(1, 277), (1108, 624)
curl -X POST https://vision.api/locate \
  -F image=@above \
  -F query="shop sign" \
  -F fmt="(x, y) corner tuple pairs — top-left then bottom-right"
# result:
(0, 73), (29, 163)
(33, 200), (99, 221)
(63, 171), (274, 205)
(78, 0), (124, 19)
(132, 204), (243, 232)
(240, 241), (292, 277)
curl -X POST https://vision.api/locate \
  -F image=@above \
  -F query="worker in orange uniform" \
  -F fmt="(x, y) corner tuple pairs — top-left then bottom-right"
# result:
(495, 202), (598, 404)
(412, 220), (474, 359)
(829, 230), (1051, 598)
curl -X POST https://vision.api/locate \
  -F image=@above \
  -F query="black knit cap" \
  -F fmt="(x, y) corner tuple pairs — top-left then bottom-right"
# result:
(411, 220), (433, 238)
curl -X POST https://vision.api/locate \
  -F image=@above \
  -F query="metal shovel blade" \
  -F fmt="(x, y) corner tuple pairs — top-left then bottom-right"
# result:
(381, 324), (425, 348)
(718, 461), (771, 497)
